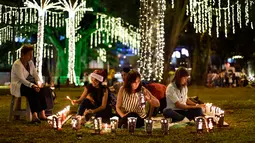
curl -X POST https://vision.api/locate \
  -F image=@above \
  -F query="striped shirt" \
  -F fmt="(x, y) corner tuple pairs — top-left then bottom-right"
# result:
(121, 88), (147, 118)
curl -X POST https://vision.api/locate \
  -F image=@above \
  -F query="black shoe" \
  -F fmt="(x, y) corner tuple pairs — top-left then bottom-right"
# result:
(39, 118), (48, 121)
(32, 118), (41, 123)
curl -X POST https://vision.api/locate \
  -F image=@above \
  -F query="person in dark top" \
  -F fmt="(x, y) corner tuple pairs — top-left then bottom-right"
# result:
(73, 70), (112, 122)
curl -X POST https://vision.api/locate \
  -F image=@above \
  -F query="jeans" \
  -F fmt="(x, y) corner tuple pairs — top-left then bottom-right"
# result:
(163, 108), (204, 122)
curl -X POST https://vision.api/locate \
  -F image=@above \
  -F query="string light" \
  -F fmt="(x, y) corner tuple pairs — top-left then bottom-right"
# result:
(232, 5), (235, 34)
(56, 0), (93, 84)
(138, 0), (165, 82)
(188, 0), (253, 38)
(25, 0), (60, 82)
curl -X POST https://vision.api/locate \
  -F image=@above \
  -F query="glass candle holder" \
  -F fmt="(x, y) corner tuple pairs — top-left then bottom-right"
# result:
(218, 111), (225, 127)
(110, 117), (119, 133)
(144, 119), (153, 134)
(161, 118), (169, 135)
(71, 115), (81, 130)
(205, 116), (214, 132)
(93, 118), (101, 134)
(195, 116), (205, 133)
(127, 117), (137, 134)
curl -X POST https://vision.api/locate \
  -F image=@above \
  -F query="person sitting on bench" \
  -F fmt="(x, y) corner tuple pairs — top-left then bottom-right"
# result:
(11, 45), (47, 123)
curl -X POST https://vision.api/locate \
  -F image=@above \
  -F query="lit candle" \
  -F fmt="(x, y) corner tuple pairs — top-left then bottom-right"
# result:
(110, 117), (118, 133)
(93, 118), (100, 134)
(66, 96), (74, 105)
(161, 118), (169, 135)
(195, 116), (205, 133)
(128, 117), (137, 134)
(71, 115), (81, 130)
(144, 119), (153, 134)
(205, 116), (214, 132)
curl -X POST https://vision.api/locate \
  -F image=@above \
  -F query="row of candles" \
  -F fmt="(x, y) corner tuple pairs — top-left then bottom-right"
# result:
(82, 117), (170, 135)
(47, 105), (71, 130)
(195, 103), (225, 133)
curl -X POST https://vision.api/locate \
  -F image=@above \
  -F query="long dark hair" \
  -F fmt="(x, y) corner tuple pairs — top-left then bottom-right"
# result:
(172, 67), (189, 90)
(123, 70), (142, 94)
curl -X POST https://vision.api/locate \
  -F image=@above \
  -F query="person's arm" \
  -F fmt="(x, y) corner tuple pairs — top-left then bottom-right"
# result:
(30, 61), (40, 85)
(143, 87), (160, 107)
(13, 62), (35, 88)
(116, 86), (127, 118)
(90, 88), (109, 113)
(73, 87), (88, 104)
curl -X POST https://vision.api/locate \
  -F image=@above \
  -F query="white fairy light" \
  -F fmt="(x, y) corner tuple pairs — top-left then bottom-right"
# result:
(138, 0), (165, 81)
(245, 0), (249, 26)
(228, 0), (231, 24)
(25, 0), (60, 82)
(224, 9), (227, 38)
(232, 5), (235, 34)
(56, 0), (93, 84)
(218, 0), (221, 27)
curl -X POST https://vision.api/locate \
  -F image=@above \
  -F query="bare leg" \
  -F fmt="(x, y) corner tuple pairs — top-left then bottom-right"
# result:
(40, 110), (47, 119)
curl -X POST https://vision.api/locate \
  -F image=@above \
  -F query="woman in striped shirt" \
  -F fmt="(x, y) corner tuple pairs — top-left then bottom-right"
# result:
(116, 70), (160, 128)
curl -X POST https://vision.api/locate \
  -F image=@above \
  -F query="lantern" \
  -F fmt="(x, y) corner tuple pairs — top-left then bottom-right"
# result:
(71, 115), (81, 130)
(144, 119), (153, 134)
(127, 117), (137, 134)
(195, 116), (205, 133)
(93, 117), (101, 134)
(110, 117), (119, 133)
(51, 115), (62, 130)
(161, 118), (169, 135)
(205, 116), (214, 132)
(217, 110), (225, 127)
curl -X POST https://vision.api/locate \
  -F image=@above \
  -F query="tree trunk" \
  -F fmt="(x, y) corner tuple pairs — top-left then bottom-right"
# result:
(191, 34), (211, 85)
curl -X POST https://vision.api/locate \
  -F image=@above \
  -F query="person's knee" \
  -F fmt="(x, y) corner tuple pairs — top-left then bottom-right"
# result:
(163, 108), (185, 122)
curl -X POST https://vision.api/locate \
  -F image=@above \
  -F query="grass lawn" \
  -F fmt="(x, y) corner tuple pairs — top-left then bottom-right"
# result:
(1, 86), (255, 143)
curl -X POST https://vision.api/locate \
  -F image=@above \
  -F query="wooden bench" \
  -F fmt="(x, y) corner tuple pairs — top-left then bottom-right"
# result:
(8, 96), (32, 122)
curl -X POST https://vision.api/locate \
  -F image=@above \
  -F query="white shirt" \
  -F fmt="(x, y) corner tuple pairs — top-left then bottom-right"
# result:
(165, 82), (188, 110)
(10, 59), (40, 97)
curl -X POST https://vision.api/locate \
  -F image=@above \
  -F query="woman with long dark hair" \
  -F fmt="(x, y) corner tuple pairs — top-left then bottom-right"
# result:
(163, 67), (205, 122)
(73, 70), (112, 122)
(116, 70), (160, 128)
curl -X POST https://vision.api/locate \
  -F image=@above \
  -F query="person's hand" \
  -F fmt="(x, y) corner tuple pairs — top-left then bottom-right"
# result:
(120, 113), (128, 118)
(32, 85), (40, 92)
(196, 104), (205, 108)
(72, 100), (79, 104)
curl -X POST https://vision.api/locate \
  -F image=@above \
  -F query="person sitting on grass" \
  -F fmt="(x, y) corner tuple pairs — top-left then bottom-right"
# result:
(72, 70), (112, 123)
(11, 45), (47, 123)
(163, 67), (205, 122)
(116, 70), (160, 128)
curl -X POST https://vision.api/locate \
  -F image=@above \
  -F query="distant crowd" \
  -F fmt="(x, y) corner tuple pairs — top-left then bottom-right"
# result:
(206, 70), (249, 88)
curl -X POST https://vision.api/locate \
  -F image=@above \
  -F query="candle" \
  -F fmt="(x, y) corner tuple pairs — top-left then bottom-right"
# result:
(218, 110), (225, 127)
(71, 115), (81, 130)
(93, 118), (101, 134)
(205, 116), (214, 132)
(144, 119), (153, 134)
(161, 118), (169, 135)
(127, 117), (137, 134)
(195, 116), (205, 133)
(110, 117), (119, 133)
(66, 96), (74, 105)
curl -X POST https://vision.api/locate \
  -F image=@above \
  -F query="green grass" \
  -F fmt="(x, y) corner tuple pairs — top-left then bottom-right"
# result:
(1, 87), (255, 143)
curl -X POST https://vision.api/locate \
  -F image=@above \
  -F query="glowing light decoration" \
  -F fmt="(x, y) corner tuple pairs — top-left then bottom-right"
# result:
(56, 0), (93, 84)
(25, 0), (60, 82)
(187, 0), (254, 38)
(90, 13), (140, 54)
(138, 0), (165, 82)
